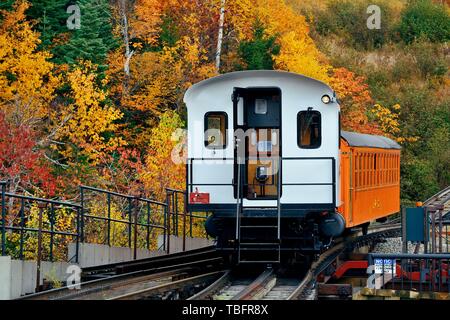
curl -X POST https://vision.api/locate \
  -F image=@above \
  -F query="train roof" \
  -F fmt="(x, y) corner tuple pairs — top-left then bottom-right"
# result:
(184, 70), (335, 104)
(341, 131), (401, 150)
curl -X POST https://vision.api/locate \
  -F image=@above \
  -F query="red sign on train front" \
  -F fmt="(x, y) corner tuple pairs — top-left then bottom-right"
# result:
(189, 192), (210, 204)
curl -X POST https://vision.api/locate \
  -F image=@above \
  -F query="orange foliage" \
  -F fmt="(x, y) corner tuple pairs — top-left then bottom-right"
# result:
(330, 67), (383, 135)
(133, 0), (163, 45)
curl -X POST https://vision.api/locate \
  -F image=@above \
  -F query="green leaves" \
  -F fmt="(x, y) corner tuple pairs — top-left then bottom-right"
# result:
(26, 0), (68, 49)
(398, 0), (450, 44)
(52, 0), (118, 68)
(238, 20), (280, 70)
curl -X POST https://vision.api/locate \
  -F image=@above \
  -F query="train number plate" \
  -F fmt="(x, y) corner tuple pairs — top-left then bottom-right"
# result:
(189, 192), (210, 204)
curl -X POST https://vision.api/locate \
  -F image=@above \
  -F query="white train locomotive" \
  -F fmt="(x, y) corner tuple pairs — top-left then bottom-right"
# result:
(184, 70), (400, 263)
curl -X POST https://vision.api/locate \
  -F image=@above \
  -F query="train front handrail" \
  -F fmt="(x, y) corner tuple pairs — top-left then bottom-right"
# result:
(186, 156), (337, 208)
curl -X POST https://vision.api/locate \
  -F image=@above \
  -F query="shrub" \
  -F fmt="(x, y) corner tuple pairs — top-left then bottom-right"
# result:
(314, 0), (396, 49)
(398, 0), (450, 44)
(410, 40), (448, 77)
(401, 158), (439, 202)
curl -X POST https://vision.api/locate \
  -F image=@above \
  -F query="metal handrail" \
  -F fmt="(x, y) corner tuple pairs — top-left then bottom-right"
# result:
(1, 191), (81, 262)
(80, 186), (167, 258)
(187, 156), (337, 207)
(165, 188), (209, 254)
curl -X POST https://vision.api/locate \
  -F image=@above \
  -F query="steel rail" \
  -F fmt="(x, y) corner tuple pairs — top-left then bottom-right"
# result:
(108, 270), (227, 300)
(82, 245), (217, 276)
(26, 268), (192, 301)
(20, 246), (221, 300)
(187, 269), (276, 301)
(20, 256), (223, 300)
(187, 271), (232, 300)
(423, 186), (450, 207)
(231, 268), (276, 300)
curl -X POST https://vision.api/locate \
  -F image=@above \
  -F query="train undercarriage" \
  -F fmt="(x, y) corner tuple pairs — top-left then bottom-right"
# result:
(204, 210), (347, 264)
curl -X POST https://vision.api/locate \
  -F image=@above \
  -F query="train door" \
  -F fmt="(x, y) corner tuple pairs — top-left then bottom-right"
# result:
(233, 88), (281, 205)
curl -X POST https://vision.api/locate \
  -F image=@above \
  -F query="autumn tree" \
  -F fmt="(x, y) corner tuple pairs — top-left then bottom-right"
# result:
(141, 111), (185, 201)
(0, 1), (57, 127)
(0, 112), (58, 196)
(330, 67), (382, 134)
(54, 61), (124, 166)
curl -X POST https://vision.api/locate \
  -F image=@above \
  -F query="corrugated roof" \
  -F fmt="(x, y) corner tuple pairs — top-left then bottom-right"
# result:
(341, 131), (401, 150)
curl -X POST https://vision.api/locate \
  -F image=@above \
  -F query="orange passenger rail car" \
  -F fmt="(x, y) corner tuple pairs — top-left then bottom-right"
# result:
(339, 131), (401, 229)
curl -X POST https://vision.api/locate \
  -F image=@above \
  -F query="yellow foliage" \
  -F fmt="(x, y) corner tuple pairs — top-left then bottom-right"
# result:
(371, 103), (419, 143)
(12, 205), (77, 261)
(226, 0), (332, 82)
(226, 0), (256, 40)
(56, 61), (125, 164)
(275, 32), (332, 82)
(127, 36), (216, 114)
(141, 111), (186, 201)
(256, 0), (332, 82)
(0, 1), (58, 126)
(133, 0), (163, 45)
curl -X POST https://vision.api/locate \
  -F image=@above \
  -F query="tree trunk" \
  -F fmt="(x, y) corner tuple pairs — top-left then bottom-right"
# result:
(215, 0), (226, 72)
(119, 0), (135, 94)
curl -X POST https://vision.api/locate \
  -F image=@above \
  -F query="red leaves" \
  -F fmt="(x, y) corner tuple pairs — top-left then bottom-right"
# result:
(0, 112), (58, 196)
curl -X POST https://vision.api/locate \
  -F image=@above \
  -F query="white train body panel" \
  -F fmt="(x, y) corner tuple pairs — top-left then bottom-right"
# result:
(184, 70), (340, 211)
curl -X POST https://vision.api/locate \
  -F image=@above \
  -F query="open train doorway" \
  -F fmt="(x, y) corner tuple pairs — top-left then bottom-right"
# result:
(233, 87), (282, 203)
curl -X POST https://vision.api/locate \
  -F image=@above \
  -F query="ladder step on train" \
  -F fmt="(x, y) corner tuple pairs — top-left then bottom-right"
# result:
(235, 160), (282, 264)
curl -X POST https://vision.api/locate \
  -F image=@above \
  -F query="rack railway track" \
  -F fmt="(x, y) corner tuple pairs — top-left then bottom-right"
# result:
(186, 222), (401, 301)
(22, 186), (450, 301)
(20, 223), (400, 301)
(424, 186), (450, 208)
(20, 246), (224, 300)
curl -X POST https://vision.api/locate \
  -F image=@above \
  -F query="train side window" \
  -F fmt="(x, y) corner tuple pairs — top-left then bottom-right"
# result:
(297, 110), (321, 149)
(204, 112), (228, 149)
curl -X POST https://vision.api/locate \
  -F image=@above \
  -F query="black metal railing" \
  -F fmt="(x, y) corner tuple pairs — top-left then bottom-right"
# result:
(80, 186), (167, 258)
(0, 181), (81, 263)
(187, 156), (337, 207)
(165, 188), (209, 253)
(0, 182), (210, 262)
(426, 205), (450, 254)
(368, 253), (450, 294)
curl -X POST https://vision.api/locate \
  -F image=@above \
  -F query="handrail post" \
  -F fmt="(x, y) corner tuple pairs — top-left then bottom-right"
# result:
(75, 207), (80, 264)
(166, 191), (171, 254)
(128, 197), (132, 248)
(182, 191), (187, 252)
(146, 202), (151, 250)
(80, 186), (85, 243)
(277, 157), (282, 240)
(1, 182), (6, 256)
(19, 198), (25, 260)
(107, 193), (111, 246)
(36, 203), (46, 293)
(49, 203), (55, 262)
(172, 192), (176, 236)
(133, 196), (139, 260)
(235, 162), (241, 241)
(163, 204), (167, 252)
